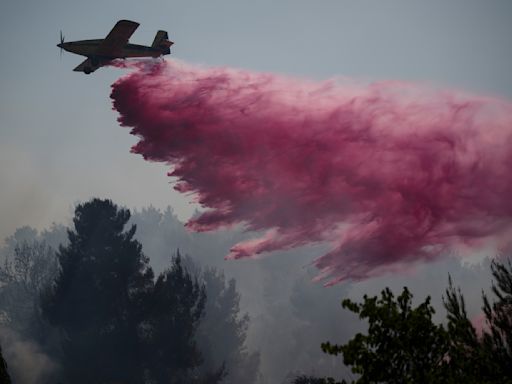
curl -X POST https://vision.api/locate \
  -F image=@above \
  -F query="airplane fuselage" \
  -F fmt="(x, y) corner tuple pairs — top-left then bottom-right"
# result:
(58, 40), (162, 59)
(58, 20), (172, 74)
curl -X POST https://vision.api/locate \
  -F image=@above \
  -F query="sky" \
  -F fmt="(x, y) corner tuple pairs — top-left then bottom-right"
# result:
(1, 0), (512, 244)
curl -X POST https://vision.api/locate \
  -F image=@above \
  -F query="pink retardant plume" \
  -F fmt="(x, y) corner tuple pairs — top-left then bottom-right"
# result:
(111, 60), (512, 285)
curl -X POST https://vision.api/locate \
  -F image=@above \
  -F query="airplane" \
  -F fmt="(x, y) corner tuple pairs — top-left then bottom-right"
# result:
(57, 20), (173, 74)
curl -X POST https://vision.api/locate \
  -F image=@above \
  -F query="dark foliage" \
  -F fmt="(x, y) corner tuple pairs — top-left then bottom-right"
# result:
(41, 199), (222, 384)
(143, 252), (220, 384)
(42, 199), (154, 383)
(322, 287), (450, 384)
(444, 259), (512, 383)
(482, 260), (512, 377)
(319, 259), (512, 384)
(0, 240), (59, 343)
(195, 265), (260, 384)
(131, 207), (261, 383)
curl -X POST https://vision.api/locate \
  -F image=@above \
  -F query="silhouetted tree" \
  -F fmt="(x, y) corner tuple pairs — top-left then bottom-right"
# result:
(319, 259), (512, 384)
(143, 252), (223, 384)
(482, 260), (512, 378)
(130, 206), (261, 383)
(0, 241), (59, 342)
(1, 226), (38, 258)
(444, 259), (512, 383)
(41, 199), (225, 384)
(322, 288), (451, 384)
(195, 265), (260, 384)
(42, 199), (154, 384)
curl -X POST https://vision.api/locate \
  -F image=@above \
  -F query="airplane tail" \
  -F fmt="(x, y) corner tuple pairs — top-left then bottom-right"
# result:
(152, 30), (173, 55)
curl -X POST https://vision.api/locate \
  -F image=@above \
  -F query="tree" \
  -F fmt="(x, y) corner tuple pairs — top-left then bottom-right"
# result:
(143, 252), (223, 384)
(41, 199), (224, 384)
(444, 259), (512, 383)
(0, 241), (59, 341)
(322, 288), (451, 384)
(482, 260), (512, 378)
(194, 265), (260, 384)
(130, 206), (261, 383)
(42, 198), (154, 384)
(1, 226), (39, 257)
(319, 259), (512, 384)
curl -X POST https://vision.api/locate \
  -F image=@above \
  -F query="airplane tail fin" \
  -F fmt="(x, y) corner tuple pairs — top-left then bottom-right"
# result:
(152, 30), (173, 55)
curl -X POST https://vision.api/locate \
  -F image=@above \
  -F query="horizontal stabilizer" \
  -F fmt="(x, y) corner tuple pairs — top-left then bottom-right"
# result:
(152, 30), (173, 55)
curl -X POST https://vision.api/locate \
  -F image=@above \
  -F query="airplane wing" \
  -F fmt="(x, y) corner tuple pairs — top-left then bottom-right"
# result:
(97, 20), (140, 57)
(73, 58), (101, 74)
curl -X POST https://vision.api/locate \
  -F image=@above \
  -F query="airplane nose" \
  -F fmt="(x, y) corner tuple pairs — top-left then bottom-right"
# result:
(57, 43), (62, 48)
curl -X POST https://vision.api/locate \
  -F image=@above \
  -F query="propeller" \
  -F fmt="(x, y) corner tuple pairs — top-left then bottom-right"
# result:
(59, 30), (65, 58)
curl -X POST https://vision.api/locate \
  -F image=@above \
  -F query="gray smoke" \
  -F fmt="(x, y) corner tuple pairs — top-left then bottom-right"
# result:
(0, 327), (59, 384)
(0, 205), (495, 383)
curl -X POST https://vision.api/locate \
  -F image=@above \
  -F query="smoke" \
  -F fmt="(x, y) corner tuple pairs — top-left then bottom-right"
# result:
(0, 327), (58, 384)
(111, 60), (512, 284)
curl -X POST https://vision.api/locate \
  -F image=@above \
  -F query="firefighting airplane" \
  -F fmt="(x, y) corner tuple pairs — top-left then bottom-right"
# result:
(57, 20), (173, 74)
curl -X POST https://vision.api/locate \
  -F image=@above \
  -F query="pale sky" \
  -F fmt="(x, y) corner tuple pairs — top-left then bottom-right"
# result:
(1, 0), (511, 242)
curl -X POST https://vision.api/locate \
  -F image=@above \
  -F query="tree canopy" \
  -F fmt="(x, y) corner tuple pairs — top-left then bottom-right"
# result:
(42, 199), (154, 383)
(41, 199), (223, 384)
(316, 259), (512, 384)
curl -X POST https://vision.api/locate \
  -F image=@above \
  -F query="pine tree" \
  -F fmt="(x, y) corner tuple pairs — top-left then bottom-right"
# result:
(196, 266), (260, 384)
(42, 198), (154, 384)
(143, 252), (207, 383)
(444, 259), (512, 383)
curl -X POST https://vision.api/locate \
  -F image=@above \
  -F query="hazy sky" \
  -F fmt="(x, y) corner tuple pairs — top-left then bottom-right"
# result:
(1, 0), (511, 243)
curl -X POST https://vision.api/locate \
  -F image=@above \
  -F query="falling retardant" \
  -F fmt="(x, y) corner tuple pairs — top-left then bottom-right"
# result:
(110, 60), (512, 285)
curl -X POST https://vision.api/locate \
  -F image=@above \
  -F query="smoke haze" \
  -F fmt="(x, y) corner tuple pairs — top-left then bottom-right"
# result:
(111, 60), (512, 284)
(1, 207), (496, 383)
(0, 327), (58, 384)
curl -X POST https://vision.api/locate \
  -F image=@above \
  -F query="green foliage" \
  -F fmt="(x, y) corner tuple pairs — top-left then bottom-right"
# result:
(319, 259), (512, 384)
(322, 287), (450, 384)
